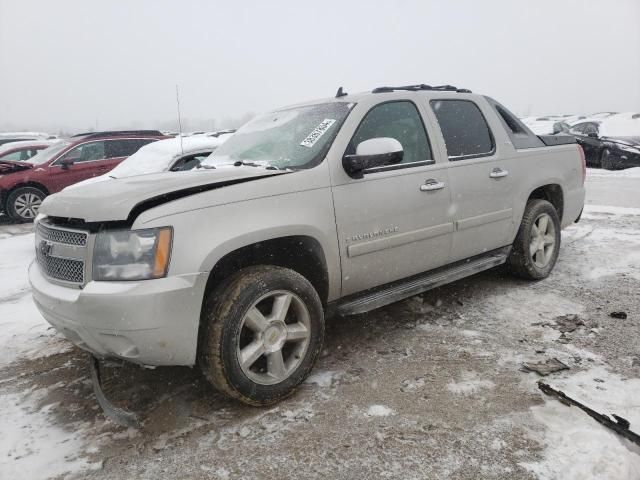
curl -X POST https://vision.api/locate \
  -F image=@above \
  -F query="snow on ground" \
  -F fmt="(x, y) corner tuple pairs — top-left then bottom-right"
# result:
(0, 389), (102, 480)
(523, 367), (640, 480)
(0, 167), (638, 479)
(447, 371), (495, 396)
(365, 405), (395, 417)
(0, 232), (68, 367)
(588, 167), (640, 179)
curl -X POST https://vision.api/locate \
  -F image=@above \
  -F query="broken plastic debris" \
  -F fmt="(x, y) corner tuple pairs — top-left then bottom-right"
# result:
(522, 358), (570, 376)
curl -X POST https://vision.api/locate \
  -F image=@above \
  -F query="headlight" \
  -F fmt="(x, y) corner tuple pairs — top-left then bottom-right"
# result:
(93, 227), (173, 281)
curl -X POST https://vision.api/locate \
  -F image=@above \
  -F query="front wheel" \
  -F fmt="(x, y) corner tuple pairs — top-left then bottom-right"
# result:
(6, 187), (46, 222)
(199, 266), (324, 406)
(508, 199), (561, 280)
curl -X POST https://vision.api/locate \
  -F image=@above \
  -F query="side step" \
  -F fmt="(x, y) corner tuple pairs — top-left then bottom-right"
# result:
(336, 246), (510, 316)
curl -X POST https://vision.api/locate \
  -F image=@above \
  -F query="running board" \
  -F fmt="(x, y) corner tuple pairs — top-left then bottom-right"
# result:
(336, 246), (510, 316)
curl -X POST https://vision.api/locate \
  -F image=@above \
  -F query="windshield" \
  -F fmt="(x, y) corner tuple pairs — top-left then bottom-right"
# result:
(24, 140), (70, 165)
(201, 102), (352, 170)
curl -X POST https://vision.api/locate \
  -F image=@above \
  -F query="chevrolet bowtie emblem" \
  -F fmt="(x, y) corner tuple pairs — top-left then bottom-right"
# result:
(39, 240), (53, 256)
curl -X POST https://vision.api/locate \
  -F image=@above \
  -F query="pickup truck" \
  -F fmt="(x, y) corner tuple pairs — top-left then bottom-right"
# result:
(30, 84), (585, 411)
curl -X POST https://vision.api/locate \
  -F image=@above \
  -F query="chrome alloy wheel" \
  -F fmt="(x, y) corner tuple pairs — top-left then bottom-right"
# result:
(529, 213), (556, 268)
(14, 192), (42, 219)
(236, 290), (311, 385)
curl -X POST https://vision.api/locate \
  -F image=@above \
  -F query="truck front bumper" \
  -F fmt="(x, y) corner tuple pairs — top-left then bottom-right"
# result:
(29, 261), (208, 366)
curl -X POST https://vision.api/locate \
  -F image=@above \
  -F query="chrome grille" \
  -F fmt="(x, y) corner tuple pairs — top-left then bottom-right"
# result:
(37, 222), (87, 246)
(36, 250), (84, 283)
(35, 221), (88, 285)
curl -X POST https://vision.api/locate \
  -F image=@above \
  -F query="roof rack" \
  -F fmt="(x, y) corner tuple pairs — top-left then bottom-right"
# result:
(71, 130), (164, 138)
(372, 84), (472, 94)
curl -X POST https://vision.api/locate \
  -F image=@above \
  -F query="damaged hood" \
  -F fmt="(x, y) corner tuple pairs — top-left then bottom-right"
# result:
(0, 159), (33, 173)
(40, 167), (290, 223)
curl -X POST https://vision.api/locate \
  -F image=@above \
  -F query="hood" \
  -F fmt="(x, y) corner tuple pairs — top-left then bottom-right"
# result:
(40, 167), (289, 223)
(602, 136), (640, 148)
(0, 159), (33, 173)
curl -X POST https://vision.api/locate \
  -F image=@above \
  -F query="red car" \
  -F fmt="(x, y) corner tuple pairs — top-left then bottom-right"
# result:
(0, 130), (165, 222)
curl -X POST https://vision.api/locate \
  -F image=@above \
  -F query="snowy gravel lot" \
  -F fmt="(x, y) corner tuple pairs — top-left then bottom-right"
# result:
(1, 169), (639, 480)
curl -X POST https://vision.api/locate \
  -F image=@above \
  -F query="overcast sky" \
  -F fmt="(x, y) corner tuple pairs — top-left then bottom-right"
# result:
(1, 0), (639, 133)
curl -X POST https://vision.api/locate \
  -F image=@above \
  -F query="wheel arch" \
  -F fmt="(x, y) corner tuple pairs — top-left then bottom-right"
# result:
(526, 183), (564, 222)
(3, 182), (50, 211)
(203, 234), (331, 307)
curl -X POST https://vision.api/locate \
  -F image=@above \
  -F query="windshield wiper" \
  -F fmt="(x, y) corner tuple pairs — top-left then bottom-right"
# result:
(233, 160), (265, 167)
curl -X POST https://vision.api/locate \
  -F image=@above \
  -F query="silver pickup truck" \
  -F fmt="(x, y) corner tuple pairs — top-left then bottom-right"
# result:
(30, 84), (585, 410)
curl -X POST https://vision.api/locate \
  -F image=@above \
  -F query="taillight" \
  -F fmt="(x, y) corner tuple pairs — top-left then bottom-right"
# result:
(577, 145), (586, 185)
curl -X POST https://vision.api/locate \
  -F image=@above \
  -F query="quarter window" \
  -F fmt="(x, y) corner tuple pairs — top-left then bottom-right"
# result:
(347, 101), (432, 164)
(106, 139), (155, 158)
(431, 99), (494, 159)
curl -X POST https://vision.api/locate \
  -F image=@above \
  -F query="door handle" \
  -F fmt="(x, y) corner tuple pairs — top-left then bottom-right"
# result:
(420, 179), (445, 192)
(489, 168), (509, 178)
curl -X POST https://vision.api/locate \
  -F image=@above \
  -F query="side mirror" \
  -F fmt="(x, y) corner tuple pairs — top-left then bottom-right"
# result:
(587, 132), (598, 138)
(59, 157), (76, 169)
(552, 123), (563, 135)
(343, 138), (403, 179)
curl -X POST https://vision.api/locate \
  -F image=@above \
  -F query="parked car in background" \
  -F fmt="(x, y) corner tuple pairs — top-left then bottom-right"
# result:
(568, 119), (604, 166)
(67, 131), (234, 189)
(599, 113), (640, 169)
(0, 131), (57, 146)
(0, 139), (59, 161)
(0, 130), (165, 221)
(523, 118), (570, 136)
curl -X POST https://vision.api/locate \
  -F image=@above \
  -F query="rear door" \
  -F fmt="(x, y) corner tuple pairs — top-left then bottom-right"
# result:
(429, 98), (514, 262)
(104, 138), (157, 171)
(331, 99), (453, 296)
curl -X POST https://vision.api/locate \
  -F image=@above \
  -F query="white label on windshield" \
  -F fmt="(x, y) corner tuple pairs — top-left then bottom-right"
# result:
(300, 119), (336, 148)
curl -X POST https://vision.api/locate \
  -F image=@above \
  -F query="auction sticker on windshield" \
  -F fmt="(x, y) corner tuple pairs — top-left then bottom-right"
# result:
(300, 119), (336, 148)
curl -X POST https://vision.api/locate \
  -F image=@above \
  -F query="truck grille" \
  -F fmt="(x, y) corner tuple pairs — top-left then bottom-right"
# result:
(37, 222), (87, 246)
(36, 251), (85, 283)
(35, 221), (88, 285)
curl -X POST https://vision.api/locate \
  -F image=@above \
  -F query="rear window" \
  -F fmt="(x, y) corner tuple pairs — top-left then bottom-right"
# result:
(431, 99), (494, 159)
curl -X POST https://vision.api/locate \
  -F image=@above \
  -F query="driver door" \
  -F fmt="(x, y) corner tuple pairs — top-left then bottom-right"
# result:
(48, 141), (110, 192)
(331, 100), (453, 296)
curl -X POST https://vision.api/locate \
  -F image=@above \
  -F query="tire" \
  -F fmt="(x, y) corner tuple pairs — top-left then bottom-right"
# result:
(6, 187), (46, 222)
(507, 199), (561, 280)
(199, 266), (324, 406)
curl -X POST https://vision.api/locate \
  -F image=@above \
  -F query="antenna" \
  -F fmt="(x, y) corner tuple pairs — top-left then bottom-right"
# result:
(176, 84), (184, 154)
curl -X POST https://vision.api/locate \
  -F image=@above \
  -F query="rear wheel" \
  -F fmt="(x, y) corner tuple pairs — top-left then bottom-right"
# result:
(199, 266), (324, 406)
(6, 187), (46, 222)
(508, 199), (561, 280)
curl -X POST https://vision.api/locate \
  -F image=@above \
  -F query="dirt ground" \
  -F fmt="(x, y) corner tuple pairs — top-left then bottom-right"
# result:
(1, 172), (639, 479)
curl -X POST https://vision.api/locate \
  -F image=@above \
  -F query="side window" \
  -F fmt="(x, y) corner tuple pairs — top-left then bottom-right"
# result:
(170, 153), (212, 171)
(495, 105), (527, 135)
(431, 99), (494, 160)
(57, 141), (106, 163)
(347, 101), (432, 164)
(105, 139), (155, 158)
(1, 150), (24, 161)
(583, 123), (598, 136)
(569, 123), (586, 135)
